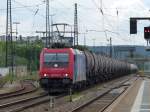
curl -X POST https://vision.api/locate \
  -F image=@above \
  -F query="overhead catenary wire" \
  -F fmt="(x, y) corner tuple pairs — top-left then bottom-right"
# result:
(1, 0), (75, 36)
(5, 0), (125, 31)
(90, 0), (144, 45)
(12, 0), (45, 18)
(0, 0), (148, 46)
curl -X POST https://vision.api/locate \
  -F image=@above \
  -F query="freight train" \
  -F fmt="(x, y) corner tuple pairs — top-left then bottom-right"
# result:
(39, 48), (138, 92)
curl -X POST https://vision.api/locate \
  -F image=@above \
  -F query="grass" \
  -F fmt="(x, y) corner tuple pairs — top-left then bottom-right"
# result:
(65, 91), (84, 102)
(17, 71), (39, 81)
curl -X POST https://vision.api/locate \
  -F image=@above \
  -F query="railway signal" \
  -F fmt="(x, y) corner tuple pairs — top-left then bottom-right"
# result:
(130, 18), (137, 34)
(144, 26), (150, 40)
(129, 17), (150, 46)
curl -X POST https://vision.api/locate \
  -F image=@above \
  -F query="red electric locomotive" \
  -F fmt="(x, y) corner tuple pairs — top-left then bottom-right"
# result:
(39, 48), (73, 91)
(39, 48), (86, 92)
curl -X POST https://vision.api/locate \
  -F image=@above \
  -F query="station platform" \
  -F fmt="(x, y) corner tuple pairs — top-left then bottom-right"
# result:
(104, 77), (150, 112)
(131, 79), (150, 112)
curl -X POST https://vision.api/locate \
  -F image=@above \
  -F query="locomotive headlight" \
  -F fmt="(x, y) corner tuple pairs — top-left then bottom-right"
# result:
(65, 74), (69, 77)
(44, 74), (47, 77)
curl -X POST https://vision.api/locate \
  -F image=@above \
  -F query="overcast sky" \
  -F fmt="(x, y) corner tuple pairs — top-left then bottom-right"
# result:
(0, 0), (150, 46)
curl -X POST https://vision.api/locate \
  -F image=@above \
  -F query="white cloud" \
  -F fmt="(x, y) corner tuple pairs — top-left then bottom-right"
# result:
(0, 15), (6, 35)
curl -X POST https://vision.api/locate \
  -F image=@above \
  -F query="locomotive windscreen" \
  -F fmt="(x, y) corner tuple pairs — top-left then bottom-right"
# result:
(44, 53), (69, 68)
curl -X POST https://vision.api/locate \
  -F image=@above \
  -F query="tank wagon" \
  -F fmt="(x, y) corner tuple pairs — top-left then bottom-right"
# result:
(39, 48), (138, 92)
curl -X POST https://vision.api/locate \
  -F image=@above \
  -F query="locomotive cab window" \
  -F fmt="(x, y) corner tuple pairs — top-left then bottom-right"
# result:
(44, 53), (69, 68)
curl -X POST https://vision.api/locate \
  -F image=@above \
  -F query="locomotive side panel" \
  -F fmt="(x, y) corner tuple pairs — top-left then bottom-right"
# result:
(73, 50), (86, 83)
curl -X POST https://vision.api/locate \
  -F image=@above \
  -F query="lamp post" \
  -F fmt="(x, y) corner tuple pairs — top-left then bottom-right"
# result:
(107, 37), (112, 58)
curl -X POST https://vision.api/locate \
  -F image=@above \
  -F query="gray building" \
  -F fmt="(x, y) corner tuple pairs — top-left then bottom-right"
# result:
(0, 35), (5, 41)
(0, 35), (17, 41)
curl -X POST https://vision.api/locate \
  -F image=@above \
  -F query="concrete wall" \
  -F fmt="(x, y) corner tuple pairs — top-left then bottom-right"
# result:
(0, 68), (9, 76)
(0, 66), (27, 77)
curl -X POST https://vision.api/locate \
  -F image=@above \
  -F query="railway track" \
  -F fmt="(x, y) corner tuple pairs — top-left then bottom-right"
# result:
(0, 93), (64, 112)
(0, 79), (56, 112)
(0, 80), (37, 100)
(49, 75), (138, 112)
(70, 78), (137, 112)
(0, 76), (137, 112)
(143, 75), (150, 79)
(71, 86), (128, 112)
(21, 76), (135, 112)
